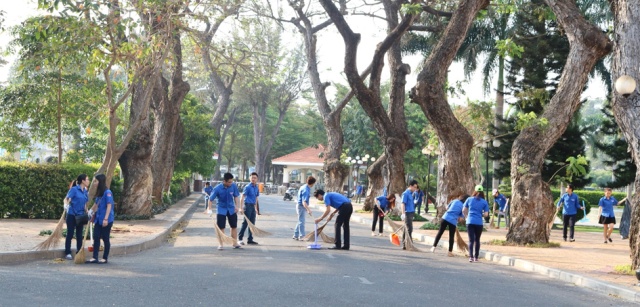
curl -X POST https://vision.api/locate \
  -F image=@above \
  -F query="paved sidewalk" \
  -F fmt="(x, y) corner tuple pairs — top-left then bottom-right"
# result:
(2, 194), (639, 302)
(0, 193), (201, 264)
(345, 200), (640, 302)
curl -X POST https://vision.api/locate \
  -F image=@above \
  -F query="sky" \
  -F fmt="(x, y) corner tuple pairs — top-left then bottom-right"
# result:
(0, 1), (607, 105)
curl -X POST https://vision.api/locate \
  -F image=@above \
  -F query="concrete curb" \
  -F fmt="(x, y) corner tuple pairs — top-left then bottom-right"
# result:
(0, 194), (202, 265)
(351, 211), (640, 303)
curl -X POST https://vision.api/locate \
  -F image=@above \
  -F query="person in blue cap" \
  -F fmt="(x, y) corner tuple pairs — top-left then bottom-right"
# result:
(414, 186), (424, 215)
(203, 182), (213, 214)
(86, 174), (114, 264)
(598, 187), (618, 244)
(556, 184), (583, 242)
(463, 185), (489, 262)
(238, 172), (260, 245)
(401, 180), (419, 250)
(293, 176), (315, 240)
(210, 173), (241, 250)
(431, 194), (468, 257)
(63, 174), (90, 260)
(492, 189), (508, 229)
(314, 189), (353, 250)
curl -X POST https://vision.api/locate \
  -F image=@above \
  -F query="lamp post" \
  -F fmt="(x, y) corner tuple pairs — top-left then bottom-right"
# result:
(615, 75), (637, 97)
(421, 145), (440, 199)
(483, 136), (490, 194)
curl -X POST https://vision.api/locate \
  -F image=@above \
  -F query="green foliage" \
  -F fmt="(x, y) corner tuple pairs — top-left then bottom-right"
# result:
(0, 162), (120, 219)
(496, 38), (524, 58)
(173, 95), (216, 176)
(400, 3), (423, 15)
(613, 264), (634, 275)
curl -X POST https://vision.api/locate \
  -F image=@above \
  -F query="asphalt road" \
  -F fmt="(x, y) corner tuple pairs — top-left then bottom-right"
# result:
(0, 195), (633, 307)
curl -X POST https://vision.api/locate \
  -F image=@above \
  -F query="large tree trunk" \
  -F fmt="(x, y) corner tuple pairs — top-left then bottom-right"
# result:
(411, 0), (489, 222)
(608, 0), (640, 268)
(150, 34), (190, 203)
(323, 114), (349, 192)
(364, 154), (386, 210)
(492, 55), (505, 189)
(506, 0), (611, 244)
(117, 80), (157, 215)
(213, 107), (237, 180)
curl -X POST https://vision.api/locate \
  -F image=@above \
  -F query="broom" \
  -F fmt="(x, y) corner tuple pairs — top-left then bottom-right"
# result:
(74, 222), (91, 264)
(302, 210), (338, 242)
(402, 224), (420, 252)
(549, 205), (561, 234)
(455, 228), (469, 253)
(34, 209), (66, 251)
(244, 216), (272, 237)
(489, 202), (498, 229)
(213, 222), (235, 245)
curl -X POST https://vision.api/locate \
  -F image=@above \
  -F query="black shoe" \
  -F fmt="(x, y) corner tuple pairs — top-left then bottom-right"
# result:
(247, 241), (258, 245)
(604, 241), (608, 244)
(569, 239), (575, 242)
(341, 247), (349, 250)
(563, 238), (567, 242)
(328, 246), (341, 250)
(608, 237), (612, 243)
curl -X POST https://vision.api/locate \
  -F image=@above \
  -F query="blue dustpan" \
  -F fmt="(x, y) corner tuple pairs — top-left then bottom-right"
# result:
(579, 200), (589, 223)
(308, 223), (322, 250)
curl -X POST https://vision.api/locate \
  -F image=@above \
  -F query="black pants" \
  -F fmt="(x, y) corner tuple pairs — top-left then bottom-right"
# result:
(334, 203), (353, 249)
(402, 212), (415, 248)
(467, 224), (483, 259)
(372, 206), (385, 233)
(93, 222), (113, 260)
(562, 214), (576, 240)
(65, 213), (84, 255)
(433, 220), (456, 252)
(238, 203), (256, 241)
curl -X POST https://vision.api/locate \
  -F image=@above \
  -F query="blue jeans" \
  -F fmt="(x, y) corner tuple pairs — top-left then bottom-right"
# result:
(93, 222), (112, 260)
(238, 203), (256, 241)
(294, 205), (306, 238)
(65, 213), (84, 255)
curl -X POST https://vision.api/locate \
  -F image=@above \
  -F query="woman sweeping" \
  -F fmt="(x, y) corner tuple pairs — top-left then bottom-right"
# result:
(86, 174), (114, 264)
(64, 174), (90, 260)
(372, 194), (395, 236)
(463, 185), (489, 262)
(430, 194), (468, 257)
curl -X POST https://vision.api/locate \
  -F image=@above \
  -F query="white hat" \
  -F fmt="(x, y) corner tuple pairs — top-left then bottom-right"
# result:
(492, 189), (498, 194)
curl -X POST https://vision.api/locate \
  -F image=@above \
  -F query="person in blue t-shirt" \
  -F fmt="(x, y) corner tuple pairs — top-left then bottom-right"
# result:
(238, 172), (261, 245)
(598, 187), (618, 244)
(314, 189), (353, 250)
(355, 183), (363, 203)
(401, 180), (419, 250)
(86, 174), (114, 264)
(413, 187), (424, 215)
(463, 185), (490, 262)
(431, 194), (468, 257)
(372, 194), (396, 236)
(203, 182), (214, 214)
(492, 189), (508, 229)
(293, 176), (316, 240)
(556, 184), (583, 242)
(63, 174), (90, 260)
(210, 173), (241, 250)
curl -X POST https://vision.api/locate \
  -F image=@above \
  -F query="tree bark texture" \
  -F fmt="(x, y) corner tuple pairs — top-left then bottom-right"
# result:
(411, 0), (489, 222)
(214, 107), (237, 180)
(364, 154), (387, 211)
(608, 0), (640, 268)
(150, 33), (190, 204)
(118, 81), (155, 215)
(507, 0), (611, 243)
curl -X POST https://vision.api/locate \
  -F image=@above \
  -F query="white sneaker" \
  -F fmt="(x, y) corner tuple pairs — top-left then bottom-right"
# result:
(217, 246), (223, 250)
(207, 210), (212, 214)
(238, 240), (245, 245)
(65, 254), (72, 260)
(371, 232), (376, 236)
(430, 246), (436, 253)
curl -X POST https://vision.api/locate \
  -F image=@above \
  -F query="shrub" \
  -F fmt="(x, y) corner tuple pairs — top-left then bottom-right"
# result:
(0, 162), (120, 219)
(488, 189), (626, 209)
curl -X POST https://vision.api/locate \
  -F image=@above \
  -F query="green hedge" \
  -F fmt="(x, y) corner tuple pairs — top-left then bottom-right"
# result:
(490, 189), (627, 208)
(0, 162), (121, 219)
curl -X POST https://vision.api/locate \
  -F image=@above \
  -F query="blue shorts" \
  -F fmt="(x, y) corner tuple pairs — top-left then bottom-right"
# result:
(217, 212), (238, 229)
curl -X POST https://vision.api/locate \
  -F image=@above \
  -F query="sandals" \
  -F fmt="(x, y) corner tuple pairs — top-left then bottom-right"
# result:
(85, 258), (108, 264)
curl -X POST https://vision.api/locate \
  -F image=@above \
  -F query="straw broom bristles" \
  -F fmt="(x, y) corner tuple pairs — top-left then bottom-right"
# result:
(318, 232), (334, 243)
(403, 225), (420, 252)
(245, 217), (272, 237)
(214, 222), (235, 245)
(549, 205), (560, 234)
(489, 203), (497, 229)
(302, 210), (338, 242)
(74, 222), (90, 264)
(386, 217), (403, 232)
(34, 210), (66, 251)
(455, 228), (468, 253)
